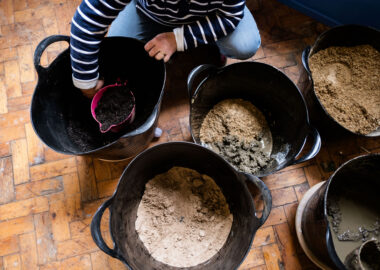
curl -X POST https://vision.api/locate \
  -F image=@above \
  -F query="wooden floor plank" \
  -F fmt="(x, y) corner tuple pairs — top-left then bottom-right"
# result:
(76, 156), (98, 202)
(0, 157), (15, 204)
(3, 254), (21, 270)
(34, 212), (57, 265)
(11, 139), (30, 184)
(0, 80), (8, 114)
(19, 232), (39, 270)
(275, 223), (302, 269)
(30, 157), (77, 181)
(262, 244), (283, 270)
(4, 60), (22, 98)
(0, 216), (34, 239)
(0, 197), (48, 220)
(17, 45), (35, 83)
(0, 236), (19, 257)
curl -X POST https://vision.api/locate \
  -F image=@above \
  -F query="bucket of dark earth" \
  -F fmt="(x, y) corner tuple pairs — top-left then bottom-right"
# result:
(90, 142), (272, 270)
(91, 81), (136, 133)
(187, 62), (322, 177)
(302, 24), (380, 138)
(299, 153), (380, 270)
(31, 35), (165, 161)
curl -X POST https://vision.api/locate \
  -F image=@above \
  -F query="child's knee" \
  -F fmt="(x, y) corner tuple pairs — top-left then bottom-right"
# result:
(234, 34), (261, 60)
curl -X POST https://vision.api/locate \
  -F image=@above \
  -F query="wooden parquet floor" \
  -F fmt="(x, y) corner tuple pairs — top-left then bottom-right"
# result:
(0, 0), (379, 269)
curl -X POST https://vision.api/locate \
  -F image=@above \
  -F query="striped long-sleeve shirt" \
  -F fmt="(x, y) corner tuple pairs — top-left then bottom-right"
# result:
(70, 0), (245, 89)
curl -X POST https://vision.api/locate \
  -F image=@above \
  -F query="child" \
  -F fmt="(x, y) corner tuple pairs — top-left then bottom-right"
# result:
(70, 0), (261, 97)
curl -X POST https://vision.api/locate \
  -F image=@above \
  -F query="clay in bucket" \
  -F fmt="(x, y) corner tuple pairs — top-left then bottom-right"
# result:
(327, 186), (380, 268)
(325, 156), (380, 268)
(199, 98), (274, 175)
(91, 81), (136, 133)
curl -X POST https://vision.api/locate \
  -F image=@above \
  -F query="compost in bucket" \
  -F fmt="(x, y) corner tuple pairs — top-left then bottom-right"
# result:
(94, 84), (135, 132)
(199, 98), (273, 174)
(326, 177), (380, 268)
(67, 116), (119, 151)
(309, 45), (380, 135)
(135, 166), (233, 267)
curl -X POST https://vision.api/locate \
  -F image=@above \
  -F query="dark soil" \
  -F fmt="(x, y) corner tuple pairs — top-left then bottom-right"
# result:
(64, 94), (120, 153)
(95, 85), (135, 132)
(67, 118), (118, 152)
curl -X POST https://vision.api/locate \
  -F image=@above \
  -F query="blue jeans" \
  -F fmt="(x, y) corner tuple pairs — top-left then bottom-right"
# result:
(107, 2), (261, 59)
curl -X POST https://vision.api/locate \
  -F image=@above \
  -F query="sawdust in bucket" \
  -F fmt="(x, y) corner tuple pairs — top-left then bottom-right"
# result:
(309, 45), (380, 135)
(199, 98), (273, 174)
(135, 166), (233, 267)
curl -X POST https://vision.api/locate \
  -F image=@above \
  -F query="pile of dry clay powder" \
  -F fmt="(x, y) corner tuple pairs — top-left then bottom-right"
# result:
(200, 98), (273, 174)
(309, 45), (380, 135)
(135, 166), (233, 267)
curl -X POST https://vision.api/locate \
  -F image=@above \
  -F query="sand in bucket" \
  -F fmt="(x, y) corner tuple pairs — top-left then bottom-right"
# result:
(91, 81), (136, 133)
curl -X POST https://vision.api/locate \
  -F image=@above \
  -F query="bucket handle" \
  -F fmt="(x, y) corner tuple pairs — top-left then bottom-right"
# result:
(242, 173), (272, 226)
(291, 125), (321, 165)
(187, 64), (218, 99)
(34, 35), (70, 75)
(90, 197), (123, 260)
(301, 46), (312, 78)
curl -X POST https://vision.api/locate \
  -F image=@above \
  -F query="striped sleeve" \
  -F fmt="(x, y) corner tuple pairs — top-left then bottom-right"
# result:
(70, 0), (130, 89)
(182, 0), (245, 49)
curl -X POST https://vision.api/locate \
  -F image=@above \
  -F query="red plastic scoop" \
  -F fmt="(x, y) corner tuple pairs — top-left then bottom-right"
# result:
(91, 82), (136, 133)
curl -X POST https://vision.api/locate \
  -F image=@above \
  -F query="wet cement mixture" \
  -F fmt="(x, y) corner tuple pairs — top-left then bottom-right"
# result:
(95, 84), (135, 132)
(309, 45), (380, 135)
(327, 189), (380, 266)
(328, 196), (380, 242)
(200, 99), (273, 174)
(135, 166), (233, 268)
(211, 135), (272, 174)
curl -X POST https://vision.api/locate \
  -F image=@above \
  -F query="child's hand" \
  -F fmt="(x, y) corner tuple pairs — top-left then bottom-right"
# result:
(81, 79), (104, 99)
(145, 32), (177, 62)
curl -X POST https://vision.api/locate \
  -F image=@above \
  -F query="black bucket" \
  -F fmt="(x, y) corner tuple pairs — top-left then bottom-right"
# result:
(301, 24), (380, 137)
(300, 154), (380, 269)
(31, 35), (165, 161)
(187, 63), (321, 177)
(91, 142), (272, 270)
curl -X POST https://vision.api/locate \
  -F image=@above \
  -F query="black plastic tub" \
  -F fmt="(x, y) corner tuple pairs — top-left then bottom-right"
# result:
(300, 153), (380, 269)
(302, 24), (380, 138)
(187, 62), (321, 177)
(91, 142), (272, 270)
(31, 35), (166, 161)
